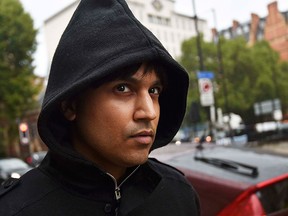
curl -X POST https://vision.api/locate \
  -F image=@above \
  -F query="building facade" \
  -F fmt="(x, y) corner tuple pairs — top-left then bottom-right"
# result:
(44, 0), (210, 64)
(215, 1), (288, 61)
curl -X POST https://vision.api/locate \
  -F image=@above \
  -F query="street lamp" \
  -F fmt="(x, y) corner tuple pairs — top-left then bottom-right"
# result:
(211, 9), (229, 115)
(191, 0), (204, 71)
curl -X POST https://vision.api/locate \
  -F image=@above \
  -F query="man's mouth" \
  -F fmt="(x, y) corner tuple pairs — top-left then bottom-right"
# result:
(131, 130), (154, 144)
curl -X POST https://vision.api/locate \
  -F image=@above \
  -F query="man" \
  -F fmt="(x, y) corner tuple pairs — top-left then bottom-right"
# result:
(0, 0), (200, 215)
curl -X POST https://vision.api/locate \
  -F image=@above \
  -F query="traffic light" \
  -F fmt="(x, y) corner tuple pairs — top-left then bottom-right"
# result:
(19, 122), (30, 145)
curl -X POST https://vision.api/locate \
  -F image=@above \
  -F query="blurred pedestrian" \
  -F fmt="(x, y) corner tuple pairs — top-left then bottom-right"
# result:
(0, 0), (200, 215)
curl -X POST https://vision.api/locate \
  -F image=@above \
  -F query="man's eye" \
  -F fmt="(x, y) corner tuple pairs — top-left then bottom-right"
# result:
(116, 84), (130, 92)
(149, 87), (161, 95)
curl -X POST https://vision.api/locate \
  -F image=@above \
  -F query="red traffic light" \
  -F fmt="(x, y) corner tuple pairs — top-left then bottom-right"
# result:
(19, 122), (29, 145)
(19, 123), (28, 132)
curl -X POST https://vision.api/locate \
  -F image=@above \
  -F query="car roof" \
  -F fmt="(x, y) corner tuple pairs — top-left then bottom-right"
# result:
(166, 145), (288, 185)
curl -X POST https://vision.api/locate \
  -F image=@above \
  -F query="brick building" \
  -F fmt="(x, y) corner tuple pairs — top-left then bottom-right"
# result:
(214, 1), (288, 61)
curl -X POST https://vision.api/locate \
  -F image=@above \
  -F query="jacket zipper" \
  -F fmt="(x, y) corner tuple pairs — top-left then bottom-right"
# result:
(106, 165), (140, 202)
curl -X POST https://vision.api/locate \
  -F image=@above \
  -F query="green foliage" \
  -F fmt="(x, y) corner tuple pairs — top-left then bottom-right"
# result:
(0, 0), (43, 155)
(180, 35), (219, 125)
(180, 35), (287, 125)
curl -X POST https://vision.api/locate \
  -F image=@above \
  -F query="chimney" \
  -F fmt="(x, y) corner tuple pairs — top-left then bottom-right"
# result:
(249, 13), (260, 46)
(267, 1), (278, 22)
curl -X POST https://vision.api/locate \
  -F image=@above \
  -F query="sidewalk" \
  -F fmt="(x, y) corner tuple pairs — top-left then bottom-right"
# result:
(257, 141), (288, 156)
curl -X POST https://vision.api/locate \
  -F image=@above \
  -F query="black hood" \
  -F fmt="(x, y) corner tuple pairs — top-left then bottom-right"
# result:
(38, 0), (189, 157)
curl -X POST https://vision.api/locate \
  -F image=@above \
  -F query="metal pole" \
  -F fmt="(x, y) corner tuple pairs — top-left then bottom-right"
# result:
(192, 0), (204, 71)
(212, 9), (229, 114)
(192, 0), (211, 139)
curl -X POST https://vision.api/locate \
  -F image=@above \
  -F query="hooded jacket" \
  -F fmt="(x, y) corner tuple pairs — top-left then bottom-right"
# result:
(0, 0), (200, 215)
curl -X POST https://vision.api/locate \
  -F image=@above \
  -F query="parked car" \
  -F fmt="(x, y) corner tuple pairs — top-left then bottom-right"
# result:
(25, 151), (47, 167)
(0, 158), (32, 184)
(163, 145), (288, 216)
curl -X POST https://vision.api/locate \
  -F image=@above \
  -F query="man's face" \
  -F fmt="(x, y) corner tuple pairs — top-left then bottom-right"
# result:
(65, 63), (163, 176)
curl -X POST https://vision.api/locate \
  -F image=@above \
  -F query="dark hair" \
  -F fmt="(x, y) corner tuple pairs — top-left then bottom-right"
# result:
(91, 61), (168, 90)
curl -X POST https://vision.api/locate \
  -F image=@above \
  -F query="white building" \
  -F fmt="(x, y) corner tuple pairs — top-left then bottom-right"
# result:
(44, 0), (210, 65)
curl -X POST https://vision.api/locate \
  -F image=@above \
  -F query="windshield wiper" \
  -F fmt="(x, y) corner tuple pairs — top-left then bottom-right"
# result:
(194, 156), (259, 177)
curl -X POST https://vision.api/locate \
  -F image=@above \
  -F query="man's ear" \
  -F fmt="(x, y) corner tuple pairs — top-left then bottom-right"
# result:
(61, 100), (76, 121)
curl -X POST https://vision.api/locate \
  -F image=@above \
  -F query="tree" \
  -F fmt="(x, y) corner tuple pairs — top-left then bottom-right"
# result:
(278, 61), (288, 113)
(179, 35), (288, 125)
(179, 34), (218, 126)
(0, 0), (43, 156)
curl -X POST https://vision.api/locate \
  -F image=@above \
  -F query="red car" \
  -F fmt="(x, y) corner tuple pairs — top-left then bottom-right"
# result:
(155, 144), (288, 216)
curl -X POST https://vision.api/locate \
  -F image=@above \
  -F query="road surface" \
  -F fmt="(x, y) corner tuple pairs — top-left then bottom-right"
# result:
(150, 141), (288, 161)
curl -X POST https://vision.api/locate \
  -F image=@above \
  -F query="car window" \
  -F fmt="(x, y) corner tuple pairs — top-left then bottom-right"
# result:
(257, 178), (288, 214)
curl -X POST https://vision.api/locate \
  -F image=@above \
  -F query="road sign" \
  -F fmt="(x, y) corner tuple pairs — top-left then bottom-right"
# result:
(198, 78), (214, 106)
(199, 78), (213, 93)
(254, 99), (281, 116)
(197, 71), (214, 79)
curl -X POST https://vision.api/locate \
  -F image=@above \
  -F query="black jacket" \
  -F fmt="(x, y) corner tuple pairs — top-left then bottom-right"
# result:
(0, 0), (200, 215)
(0, 153), (199, 215)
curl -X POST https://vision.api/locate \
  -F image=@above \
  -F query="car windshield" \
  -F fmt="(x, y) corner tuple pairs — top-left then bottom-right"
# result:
(0, 158), (29, 171)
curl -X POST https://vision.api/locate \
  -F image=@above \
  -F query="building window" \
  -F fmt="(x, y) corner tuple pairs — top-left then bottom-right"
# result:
(166, 18), (171, 26)
(148, 14), (171, 26)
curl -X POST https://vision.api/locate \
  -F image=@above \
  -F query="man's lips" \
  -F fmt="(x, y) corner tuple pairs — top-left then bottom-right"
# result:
(133, 130), (154, 137)
(130, 130), (154, 144)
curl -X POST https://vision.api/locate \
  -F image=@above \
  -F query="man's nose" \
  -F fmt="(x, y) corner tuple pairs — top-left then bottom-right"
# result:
(134, 93), (158, 121)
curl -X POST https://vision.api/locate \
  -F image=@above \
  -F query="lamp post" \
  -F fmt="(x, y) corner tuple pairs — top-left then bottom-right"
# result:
(192, 0), (204, 71)
(192, 0), (215, 138)
(211, 9), (229, 114)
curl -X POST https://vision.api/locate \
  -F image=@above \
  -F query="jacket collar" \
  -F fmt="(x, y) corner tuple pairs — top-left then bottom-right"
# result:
(39, 151), (161, 202)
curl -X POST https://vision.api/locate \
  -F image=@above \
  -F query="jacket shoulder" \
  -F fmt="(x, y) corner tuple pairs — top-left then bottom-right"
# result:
(147, 157), (198, 195)
(146, 158), (201, 215)
(0, 168), (58, 215)
(147, 157), (186, 180)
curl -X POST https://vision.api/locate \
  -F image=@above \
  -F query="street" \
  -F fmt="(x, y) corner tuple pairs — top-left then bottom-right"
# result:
(150, 142), (197, 161)
(252, 141), (288, 156)
(150, 141), (288, 161)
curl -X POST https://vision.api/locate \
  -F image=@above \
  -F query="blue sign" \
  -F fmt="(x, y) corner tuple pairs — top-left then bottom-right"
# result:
(197, 71), (214, 79)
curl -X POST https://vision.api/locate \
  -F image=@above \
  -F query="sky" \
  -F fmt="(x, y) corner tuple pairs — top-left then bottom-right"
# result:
(19, 0), (288, 77)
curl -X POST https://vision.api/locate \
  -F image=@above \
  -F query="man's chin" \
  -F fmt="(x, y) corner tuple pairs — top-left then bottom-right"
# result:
(124, 155), (149, 168)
